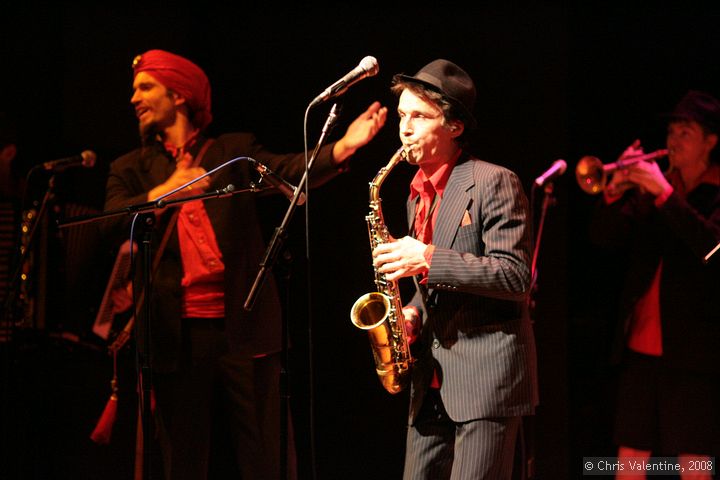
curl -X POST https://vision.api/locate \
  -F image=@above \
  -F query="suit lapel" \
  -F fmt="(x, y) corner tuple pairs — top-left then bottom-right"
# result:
(432, 157), (475, 249)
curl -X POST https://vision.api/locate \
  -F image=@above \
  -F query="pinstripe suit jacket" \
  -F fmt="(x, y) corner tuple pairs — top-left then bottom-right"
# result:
(406, 153), (538, 423)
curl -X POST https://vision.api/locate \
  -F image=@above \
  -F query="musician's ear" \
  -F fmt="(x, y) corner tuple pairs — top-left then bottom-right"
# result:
(706, 132), (718, 152)
(448, 121), (464, 138)
(0, 144), (17, 162)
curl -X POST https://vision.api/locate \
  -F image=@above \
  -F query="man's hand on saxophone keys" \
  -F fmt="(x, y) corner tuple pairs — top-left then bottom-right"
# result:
(372, 236), (431, 282)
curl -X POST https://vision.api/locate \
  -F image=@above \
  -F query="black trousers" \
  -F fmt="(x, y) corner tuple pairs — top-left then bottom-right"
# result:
(152, 318), (294, 480)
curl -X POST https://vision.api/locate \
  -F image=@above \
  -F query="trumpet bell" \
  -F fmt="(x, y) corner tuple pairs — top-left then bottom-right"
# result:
(575, 155), (605, 194)
(575, 148), (669, 195)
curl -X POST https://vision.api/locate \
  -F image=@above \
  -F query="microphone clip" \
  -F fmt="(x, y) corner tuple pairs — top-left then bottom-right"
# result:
(250, 159), (306, 205)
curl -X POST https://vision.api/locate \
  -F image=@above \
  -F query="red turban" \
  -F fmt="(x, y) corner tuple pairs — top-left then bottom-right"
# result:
(132, 49), (213, 131)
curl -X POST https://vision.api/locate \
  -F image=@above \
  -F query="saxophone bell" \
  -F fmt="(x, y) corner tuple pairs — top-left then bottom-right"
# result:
(350, 291), (408, 394)
(351, 292), (391, 330)
(350, 292), (410, 395)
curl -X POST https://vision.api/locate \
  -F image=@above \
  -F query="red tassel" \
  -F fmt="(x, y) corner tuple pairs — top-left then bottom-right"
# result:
(91, 350), (120, 445)
(90, 392), (118, 444)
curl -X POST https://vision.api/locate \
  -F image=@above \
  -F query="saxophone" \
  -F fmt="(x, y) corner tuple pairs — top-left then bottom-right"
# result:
(350, 147), (413, 394)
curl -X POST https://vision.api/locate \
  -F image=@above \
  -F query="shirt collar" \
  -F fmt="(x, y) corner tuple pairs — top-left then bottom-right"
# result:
(667, 163), (720, 197)
(163, 129), (200, 160)
(410, 149), (462, 200)
(700, 163), (720, 187)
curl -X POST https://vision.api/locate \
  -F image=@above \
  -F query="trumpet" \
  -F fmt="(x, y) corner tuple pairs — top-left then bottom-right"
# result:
(575, 148), (669, 194)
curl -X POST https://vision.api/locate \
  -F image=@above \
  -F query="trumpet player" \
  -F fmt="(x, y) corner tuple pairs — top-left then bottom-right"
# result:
(372, 59), (538, 480)
(590, 90), (720, 479)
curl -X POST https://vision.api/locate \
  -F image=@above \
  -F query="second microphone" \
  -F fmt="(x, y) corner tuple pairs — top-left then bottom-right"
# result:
(250, 160), (306, 205)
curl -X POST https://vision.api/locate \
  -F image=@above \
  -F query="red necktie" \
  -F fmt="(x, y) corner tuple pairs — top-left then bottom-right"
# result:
(414, 181), (436, 243)
(414, 182), (442, 389)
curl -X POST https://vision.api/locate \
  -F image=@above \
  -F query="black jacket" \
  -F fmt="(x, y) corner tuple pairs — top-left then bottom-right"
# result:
(102, 133), (341, 372)
(590, 169), (720, 374)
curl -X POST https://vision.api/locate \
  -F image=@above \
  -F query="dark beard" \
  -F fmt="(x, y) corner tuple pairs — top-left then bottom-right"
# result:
(139, 121), (163, 147)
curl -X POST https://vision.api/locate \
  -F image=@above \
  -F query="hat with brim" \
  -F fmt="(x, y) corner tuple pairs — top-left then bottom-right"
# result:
(664, 90), (720, 135)
(394, 59), (477, 129)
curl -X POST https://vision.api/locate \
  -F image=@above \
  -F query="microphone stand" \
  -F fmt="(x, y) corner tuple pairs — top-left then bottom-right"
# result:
(2, 173), (57, 330)
(529, 181), (557, 305)
(243, 103), (339, 311)
(523, 180), (558, 480)
(244, 103), (339, 480)
(1, 170), (56, 480)
(59, 178), (254, 480)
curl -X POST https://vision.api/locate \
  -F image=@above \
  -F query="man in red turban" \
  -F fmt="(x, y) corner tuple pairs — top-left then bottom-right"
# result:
(102, 49), (388, 479)
(132, 49), (213, 133)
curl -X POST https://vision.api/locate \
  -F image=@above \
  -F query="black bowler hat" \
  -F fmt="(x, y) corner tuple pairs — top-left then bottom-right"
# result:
(394, 59), (477, 129)
(666, 90), (720, 135)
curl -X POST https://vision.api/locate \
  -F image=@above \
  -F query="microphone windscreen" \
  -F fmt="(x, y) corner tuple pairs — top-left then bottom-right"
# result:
(360, 56), (379, 76)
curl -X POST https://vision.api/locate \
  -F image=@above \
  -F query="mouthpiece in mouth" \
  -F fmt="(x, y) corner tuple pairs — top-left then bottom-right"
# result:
(402, 146), (416, 163)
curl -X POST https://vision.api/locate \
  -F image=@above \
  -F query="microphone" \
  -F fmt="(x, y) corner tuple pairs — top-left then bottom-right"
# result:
(251, 160), (306, 205)
(310, 56), (379, 107)
(43, 150), (97, 172)
(534, 159), (567, 187)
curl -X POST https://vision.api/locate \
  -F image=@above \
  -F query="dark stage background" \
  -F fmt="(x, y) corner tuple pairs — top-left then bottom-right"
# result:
(2, 4), (720, 479)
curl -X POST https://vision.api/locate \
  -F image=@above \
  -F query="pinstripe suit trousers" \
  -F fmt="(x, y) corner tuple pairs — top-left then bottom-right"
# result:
(403, 389), (521, 480)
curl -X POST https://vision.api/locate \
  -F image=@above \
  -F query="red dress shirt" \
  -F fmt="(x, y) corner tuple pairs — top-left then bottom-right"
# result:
(165, 135), (226, 318)
(409, 150), (461, 275)
(409, 150), (460, 387)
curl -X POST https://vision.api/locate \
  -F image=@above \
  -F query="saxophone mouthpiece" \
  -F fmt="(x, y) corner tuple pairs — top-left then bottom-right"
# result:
(400, 145), (416, 163)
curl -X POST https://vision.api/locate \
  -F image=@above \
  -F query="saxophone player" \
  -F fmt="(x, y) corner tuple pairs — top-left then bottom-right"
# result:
(372, 59), (538, 480)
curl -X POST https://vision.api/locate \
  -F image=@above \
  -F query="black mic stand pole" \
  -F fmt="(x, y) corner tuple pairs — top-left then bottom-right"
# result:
(244, 103), (339, 480)
(530, 181), (557, 305)
(2, 173), (56, 329)
(135, 211), (155, 480)
(243, 102), (339, 311)
(520, 180), (558, 480)
(1, 171), (56, 480)
(59, 180), (249, 480)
